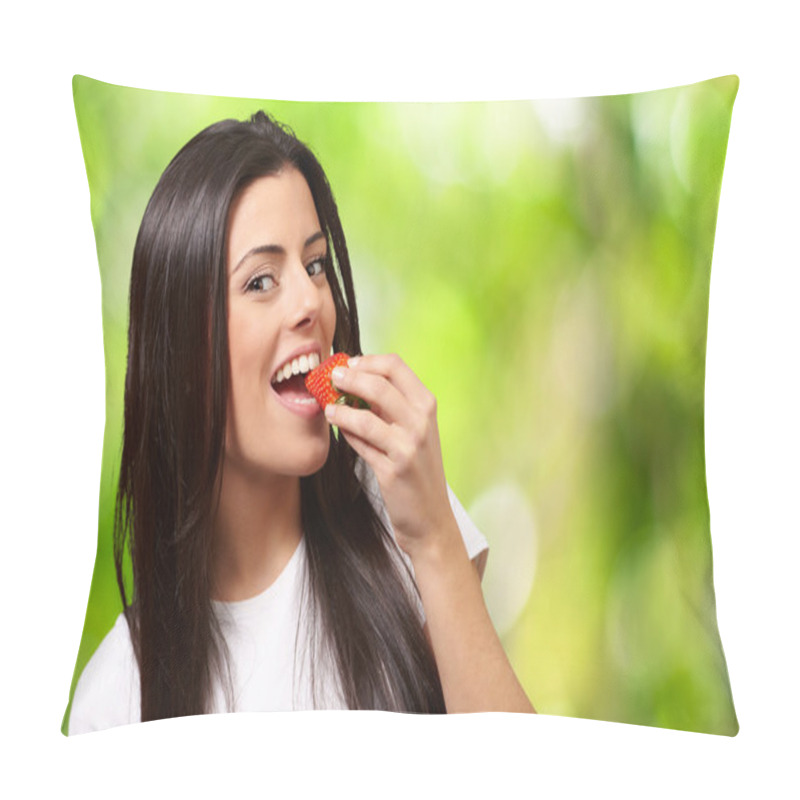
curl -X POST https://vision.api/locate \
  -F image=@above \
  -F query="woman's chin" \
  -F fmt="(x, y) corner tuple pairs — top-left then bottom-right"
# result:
(222, 429), (331, 482)
(298, 453), (330, 478)
(294, 433), (332, 477)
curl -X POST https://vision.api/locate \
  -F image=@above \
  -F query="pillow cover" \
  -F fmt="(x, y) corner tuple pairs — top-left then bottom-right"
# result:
(64, 74), (739, 735)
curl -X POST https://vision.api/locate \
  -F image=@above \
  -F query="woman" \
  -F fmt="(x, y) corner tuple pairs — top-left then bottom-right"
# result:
(69, 111), (533, 732)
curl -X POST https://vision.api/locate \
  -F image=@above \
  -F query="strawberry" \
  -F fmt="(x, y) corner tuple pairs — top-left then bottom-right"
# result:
(304, 352), (368, 410)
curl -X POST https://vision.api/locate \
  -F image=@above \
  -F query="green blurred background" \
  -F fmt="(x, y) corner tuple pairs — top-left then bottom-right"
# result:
(65, 75), (739, 735)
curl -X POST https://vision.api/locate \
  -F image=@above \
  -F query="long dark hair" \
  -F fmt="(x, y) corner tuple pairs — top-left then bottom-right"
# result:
(115, 111), (445, 719)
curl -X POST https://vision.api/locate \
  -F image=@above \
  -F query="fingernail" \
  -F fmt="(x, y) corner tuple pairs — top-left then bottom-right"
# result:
(331, 367), (346, 383)
(324, 404), (336, 421)
(347, 356), (360, 367)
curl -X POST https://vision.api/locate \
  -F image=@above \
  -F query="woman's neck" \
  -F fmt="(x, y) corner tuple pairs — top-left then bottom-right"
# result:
(211, 464), (304, 602)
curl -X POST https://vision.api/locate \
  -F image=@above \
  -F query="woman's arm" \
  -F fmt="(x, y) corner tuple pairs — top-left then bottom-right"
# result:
(415, 524), (535, 713)
(324, 354), (535, 714)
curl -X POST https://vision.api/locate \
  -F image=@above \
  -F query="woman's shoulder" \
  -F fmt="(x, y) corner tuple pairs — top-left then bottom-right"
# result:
(68, 613), (141, 735)
(443, 483), (489, 575)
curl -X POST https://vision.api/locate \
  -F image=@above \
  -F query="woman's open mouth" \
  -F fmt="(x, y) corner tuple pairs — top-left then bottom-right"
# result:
(270, 351), (322, 416)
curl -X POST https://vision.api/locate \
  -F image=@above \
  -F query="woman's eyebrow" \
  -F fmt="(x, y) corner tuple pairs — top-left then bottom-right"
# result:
(231, 231), (327, 276)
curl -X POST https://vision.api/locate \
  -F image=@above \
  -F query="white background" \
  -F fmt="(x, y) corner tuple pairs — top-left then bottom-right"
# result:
(2, 1), (798, 796)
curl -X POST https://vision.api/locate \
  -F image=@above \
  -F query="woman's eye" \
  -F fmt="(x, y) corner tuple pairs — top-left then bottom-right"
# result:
(306, 257), (326, 278)
(246, 273), (277, 293)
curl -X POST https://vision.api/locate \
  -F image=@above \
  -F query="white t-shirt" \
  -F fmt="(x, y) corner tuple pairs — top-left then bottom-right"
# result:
(68, 470), (488, 734)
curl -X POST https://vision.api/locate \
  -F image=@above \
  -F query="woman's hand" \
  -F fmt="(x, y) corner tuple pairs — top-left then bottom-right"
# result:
(324, 353), (459, 560)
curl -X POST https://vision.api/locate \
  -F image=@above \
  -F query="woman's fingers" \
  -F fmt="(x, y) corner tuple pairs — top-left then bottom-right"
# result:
(332, 354), (438, 436)
(331, 357), (439, 462)
(347, 354), (430, 407)
(334, 426), (392, 476)
(330, 364), (412, 426)
(325, 401), (394, 458)
(325, 391), (431, 475)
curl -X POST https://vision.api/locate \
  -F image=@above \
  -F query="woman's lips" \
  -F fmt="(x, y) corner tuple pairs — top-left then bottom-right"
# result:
(270, 375), (322, 419)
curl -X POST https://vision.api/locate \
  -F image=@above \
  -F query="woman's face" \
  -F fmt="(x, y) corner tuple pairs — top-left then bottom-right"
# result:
(224, 167), (337, 481)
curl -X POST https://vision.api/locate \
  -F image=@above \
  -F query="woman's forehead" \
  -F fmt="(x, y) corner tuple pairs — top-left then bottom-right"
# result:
(227, 169), (323, 271)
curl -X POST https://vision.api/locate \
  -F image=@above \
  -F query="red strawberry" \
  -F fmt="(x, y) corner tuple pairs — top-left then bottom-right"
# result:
(304, 352), (367, 410)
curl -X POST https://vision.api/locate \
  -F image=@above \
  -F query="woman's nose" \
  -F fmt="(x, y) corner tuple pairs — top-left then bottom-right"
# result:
(286, 263), (322, 330)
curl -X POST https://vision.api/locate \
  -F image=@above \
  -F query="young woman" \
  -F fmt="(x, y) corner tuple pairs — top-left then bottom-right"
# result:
(68, 111), (533, 733)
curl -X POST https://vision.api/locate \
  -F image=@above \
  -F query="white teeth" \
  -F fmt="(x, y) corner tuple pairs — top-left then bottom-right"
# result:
(273, 352), (321, 384)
